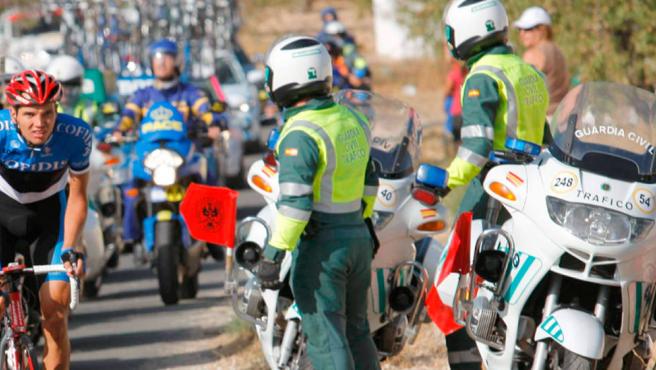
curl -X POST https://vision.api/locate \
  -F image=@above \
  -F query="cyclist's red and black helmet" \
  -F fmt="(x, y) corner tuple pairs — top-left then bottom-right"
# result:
(5, 70), (62, 106)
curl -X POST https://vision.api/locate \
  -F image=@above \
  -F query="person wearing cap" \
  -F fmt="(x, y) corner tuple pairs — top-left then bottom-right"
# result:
(317, 7), (356, 46)
(441, 0), (549, 368)
(514, 6), (569, 116)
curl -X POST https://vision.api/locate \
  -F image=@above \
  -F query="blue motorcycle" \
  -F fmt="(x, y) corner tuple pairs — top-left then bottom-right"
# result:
(131, 101), (207, 305)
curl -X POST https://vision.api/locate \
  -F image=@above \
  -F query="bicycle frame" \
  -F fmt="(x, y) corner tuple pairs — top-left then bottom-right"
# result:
(0, 263), (78, 370)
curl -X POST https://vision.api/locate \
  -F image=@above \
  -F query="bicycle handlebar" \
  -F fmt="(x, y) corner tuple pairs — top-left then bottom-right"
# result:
(2, 264), (80, 311)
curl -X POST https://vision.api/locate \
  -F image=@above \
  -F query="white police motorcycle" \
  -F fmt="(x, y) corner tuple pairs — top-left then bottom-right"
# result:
(436, 82), (656, 369)
(228, 90), (450, 369)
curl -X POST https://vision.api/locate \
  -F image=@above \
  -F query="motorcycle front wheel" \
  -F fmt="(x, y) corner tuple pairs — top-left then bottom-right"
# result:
(155, 221), (181, 305)
(557, 349), (596, 370)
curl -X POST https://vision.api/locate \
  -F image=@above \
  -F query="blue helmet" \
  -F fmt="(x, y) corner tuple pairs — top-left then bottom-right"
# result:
(320, 6), (338, 23)
(149, 38), (178, 57)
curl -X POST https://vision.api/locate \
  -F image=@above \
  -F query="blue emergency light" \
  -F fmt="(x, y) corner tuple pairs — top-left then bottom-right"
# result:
(415, 163), (448, 189)
(505, 138), (541, 156)
(267, 128), (281, 151)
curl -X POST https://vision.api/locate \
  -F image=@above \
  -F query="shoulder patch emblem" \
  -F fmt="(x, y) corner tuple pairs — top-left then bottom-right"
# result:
(284, 148), (299, 157)
(467, 89), (481, 98)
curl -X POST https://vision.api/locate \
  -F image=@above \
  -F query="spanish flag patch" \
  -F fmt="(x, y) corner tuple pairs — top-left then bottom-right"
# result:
(420, 209), (437, 219)
(467, 89), (481, 98)
(284, 148), (299, 157)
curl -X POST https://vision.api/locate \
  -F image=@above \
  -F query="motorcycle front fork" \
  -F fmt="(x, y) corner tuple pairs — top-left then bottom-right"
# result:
(530, 275), (610, 370)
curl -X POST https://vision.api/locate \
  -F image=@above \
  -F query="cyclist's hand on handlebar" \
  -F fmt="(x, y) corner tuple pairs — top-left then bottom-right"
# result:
(61, 250), (85, 278)
(208, 126), (221, 140)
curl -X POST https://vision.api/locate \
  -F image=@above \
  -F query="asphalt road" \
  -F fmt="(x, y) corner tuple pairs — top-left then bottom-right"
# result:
(68, 151), (267, 370)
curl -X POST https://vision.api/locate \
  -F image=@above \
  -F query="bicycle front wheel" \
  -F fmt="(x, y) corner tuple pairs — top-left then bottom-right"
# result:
(0, 335), (39, 370)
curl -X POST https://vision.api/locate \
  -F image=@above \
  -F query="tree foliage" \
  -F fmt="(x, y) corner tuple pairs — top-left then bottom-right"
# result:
(398, 0), (656, 89)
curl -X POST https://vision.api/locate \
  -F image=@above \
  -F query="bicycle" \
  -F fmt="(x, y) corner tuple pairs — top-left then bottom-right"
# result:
(0, 261), (80, 370)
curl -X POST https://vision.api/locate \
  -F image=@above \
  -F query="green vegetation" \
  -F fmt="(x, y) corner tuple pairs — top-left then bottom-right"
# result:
(399, 0), (656, 89)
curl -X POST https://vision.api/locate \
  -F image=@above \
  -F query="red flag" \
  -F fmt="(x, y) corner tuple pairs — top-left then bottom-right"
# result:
(425, 211), (473, 335)
(180, 183), (239, 248)
(209, 75), (226, 102)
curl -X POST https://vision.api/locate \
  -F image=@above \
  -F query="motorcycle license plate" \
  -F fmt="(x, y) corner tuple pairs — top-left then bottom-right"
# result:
(149, 187), (167, 203)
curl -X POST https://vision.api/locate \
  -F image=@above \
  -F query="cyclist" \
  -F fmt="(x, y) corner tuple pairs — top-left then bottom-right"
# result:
(113, 38), (227, 248)
(0, 70), (89, 369)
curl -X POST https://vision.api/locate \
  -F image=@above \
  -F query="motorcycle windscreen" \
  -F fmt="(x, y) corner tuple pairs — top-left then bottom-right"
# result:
(549, 82), (656, 183)
(335, 89), (422, 179)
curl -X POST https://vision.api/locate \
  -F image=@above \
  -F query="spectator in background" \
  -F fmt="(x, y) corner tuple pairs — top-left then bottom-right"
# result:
(317, 7), (356, 45)
(324, 38), (366, 90)
(514, 6), (569, 116)
(443, 44), (467, 143)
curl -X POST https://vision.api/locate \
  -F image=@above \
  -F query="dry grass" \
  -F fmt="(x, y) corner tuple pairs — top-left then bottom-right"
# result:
(381, 325), (449, 370)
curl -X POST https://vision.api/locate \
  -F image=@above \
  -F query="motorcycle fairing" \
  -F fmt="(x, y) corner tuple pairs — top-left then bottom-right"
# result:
(534, 308), (605, 359)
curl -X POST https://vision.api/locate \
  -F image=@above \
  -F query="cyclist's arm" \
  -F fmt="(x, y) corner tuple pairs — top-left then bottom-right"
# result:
(63, 171), (88, 252)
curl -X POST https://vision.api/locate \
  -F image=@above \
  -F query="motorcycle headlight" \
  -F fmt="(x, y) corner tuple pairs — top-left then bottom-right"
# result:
(546, 196), (654, 245)
(143, 149), (184, 171)
(239, 103), (250, 113)
(152, 166), (177, 187)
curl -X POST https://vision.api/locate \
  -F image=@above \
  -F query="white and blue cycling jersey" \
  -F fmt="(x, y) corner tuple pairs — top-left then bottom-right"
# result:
(0, 109), (92, 204)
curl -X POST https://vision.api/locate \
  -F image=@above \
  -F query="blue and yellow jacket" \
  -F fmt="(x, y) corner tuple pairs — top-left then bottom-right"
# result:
(115, 82), (226, 133)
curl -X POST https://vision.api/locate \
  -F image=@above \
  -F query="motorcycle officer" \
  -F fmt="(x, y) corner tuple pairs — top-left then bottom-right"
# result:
(440, 0), (549, 368)
(46, 55), (101, 125)
(256, 35), (380, 370)
(113, 38), (227, 250)
(0, 56), (25, 109)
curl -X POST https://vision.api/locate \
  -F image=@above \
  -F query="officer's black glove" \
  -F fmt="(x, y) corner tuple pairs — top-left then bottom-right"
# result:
(255, 258), (283, 290)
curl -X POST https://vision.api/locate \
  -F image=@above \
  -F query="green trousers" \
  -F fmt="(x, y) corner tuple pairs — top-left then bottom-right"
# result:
(291, 226), (381, 370)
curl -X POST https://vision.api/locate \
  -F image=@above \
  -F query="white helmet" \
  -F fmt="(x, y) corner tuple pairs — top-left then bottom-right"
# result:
(265, 36), (332, 108)
(324, 21), (347, 36)
(0, 55), (25, 82)
(46, 55), (84, 85)
(443, 0), (509, 60)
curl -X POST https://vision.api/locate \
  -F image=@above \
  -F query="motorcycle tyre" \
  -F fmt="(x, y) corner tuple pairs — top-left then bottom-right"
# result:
(179, 273), (199, 299)
(224, 160), (246, 189)
(83, 275), (102, 299)
(106, 249), (119, 269)
(207, 244), (225, 262)
(156, 222), (181, 305)
(560, 350), (595, 370)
